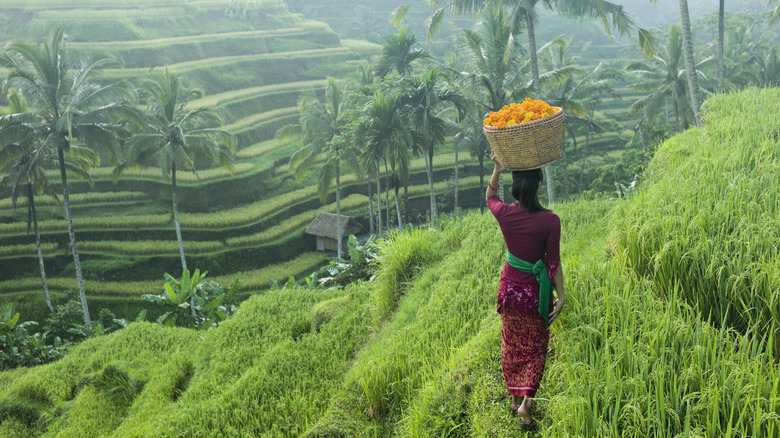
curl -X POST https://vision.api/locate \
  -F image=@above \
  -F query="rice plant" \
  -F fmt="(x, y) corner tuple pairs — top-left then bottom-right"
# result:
(77, 240), (224, 256)
(0, 252), (327, 297)
(611, 88), (780, 350)
(0, 191), (145, 210)
(0, 243), (58, 258)
(225, 194), (368, 247)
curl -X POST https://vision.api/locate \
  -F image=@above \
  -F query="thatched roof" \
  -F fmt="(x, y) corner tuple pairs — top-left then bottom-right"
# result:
(305, 212), (363, 239)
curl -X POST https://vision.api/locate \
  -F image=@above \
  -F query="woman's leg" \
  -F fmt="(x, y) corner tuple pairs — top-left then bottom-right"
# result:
(510, 394), (521, 411)
(517, 396), (534, 425)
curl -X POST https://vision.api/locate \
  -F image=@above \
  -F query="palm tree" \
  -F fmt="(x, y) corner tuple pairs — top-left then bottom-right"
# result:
(374, 25), (431, 79)
(451, 101), (491, 212)
(718, 0), (725, 92)
(114, 70), (234, 274)
(433, 0), (642, 204)
(626, 24), (702, 134)
(0, 27), (138, 328)
(279, 77), (353, 259)
(540, 36), (608, 200)
(758, 44), (780, 88)
(400, 67), (465, 222)
(718, 20), (769, 89)
(1, 89), (100, 314)
(454, 7), (530, 203)
(357, 91), (412, 229)
(375, 26), (431, 223)
(345, 65), (380, 235)
(678, 0), (702, 127)
(770, 0), (780, 24)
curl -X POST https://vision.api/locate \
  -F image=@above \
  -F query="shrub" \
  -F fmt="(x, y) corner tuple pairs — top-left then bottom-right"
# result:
(1, 304), (69, 372)
(142, 269), (241, 330)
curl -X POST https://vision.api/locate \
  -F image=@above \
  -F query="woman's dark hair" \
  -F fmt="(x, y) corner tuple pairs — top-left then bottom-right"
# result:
(511, 169), (548, 212)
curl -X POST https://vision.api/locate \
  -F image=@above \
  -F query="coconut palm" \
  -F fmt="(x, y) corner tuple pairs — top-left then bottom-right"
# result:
(718, 0), (725, 92)
(399, 67), (465, 222)
(626, 24), (705, 134)
(279, 77), (354, 259)
(453, 7), (530, 202)
(0, 27), (138, 328)
(758, 44), (780, 88)
(451, 101), (491, 212)
(770, 0), (780, 23)
(432, 0), (643, 204)
(540, 37), (608, 200)
(356, 91), (412, 229)
(457, 7), (531, 114)
(114, 70), (234, 274)
(374, 25), (431, 79)
(1, 89), (100, 314)
(345, 65), (380, 234)
(677, 0), (702, 127)
(718, 20), (770, 89)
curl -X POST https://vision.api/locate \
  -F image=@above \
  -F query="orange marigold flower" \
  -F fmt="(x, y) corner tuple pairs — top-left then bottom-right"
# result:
(484, 98), (559, 128)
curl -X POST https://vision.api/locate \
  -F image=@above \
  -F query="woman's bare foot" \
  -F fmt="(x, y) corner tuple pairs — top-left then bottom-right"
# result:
(517, 398), (535, 428)
(510, 394), (521, 412)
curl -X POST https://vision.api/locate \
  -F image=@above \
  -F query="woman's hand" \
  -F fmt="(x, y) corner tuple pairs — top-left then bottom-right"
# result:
(549, 298), (564, 325)
(491, 153), (506, 174)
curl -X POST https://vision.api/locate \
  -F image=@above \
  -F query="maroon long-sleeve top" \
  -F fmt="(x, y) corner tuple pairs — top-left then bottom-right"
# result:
(487, 195), (561, 312)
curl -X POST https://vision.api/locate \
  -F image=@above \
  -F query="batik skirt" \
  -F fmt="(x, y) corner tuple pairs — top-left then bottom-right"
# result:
(497, 277), (551, 398)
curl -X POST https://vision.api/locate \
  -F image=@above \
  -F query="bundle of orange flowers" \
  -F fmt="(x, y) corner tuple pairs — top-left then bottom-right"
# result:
(484, 98), (560, 129)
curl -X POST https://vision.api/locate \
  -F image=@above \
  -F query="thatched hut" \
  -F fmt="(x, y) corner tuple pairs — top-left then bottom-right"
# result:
(305, 212), (363, 254)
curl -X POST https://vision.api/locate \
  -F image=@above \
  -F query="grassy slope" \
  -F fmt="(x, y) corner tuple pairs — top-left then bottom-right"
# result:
(1, 89), (778, 437)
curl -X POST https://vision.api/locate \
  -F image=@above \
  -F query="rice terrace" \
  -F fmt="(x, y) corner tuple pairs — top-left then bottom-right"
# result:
(0, 0), (778, 436)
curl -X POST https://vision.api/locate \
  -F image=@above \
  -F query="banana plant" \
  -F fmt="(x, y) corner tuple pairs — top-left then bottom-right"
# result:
(1, 304), (68, 371)
(142, 269), (240, 330)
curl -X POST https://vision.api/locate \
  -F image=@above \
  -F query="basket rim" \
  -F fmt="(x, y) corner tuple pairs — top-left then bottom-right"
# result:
(483, 107), (564, 132)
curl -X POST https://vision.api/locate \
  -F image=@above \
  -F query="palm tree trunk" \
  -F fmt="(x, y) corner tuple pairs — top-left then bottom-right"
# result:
(561, 145), (570, 202)
(28, 183), (55, 314)
(368, 176), (375, 235)
(393, 173), (403, 228)
(526, 14), (556, 204)
(479, 153), (485, 213)
(678, 0), (702, 127)
(384, 160), (390, 229)
(171, 163), (188, 273)
(674, 98), (681, 132)
(58, 147), (91, 328)
(527, 14), (542, 99)
(454, 139), (459, 213)
(171, 164), (194, 318)
(424, 151), (437, 222)
(718, 0), (725, 92)
(498, 171), (504, 203)
(336, 158), (343, 259)
(544, 165), (555, 205)
(403, 181), (409, 224)
(376, 168), (382, 235)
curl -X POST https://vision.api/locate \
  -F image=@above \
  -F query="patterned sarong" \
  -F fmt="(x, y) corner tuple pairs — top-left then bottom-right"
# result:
(498, 279), (550, 397)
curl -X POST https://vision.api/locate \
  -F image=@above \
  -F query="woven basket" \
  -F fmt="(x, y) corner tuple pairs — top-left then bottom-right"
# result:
(483, 108), (564, 170)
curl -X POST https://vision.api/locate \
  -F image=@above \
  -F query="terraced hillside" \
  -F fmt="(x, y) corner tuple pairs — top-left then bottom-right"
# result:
(0, 0), (489, 322)
(0, 88), (777, 437)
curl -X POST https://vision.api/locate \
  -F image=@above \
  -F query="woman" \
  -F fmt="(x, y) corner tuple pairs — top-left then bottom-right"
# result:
(486, 154), (565, 430)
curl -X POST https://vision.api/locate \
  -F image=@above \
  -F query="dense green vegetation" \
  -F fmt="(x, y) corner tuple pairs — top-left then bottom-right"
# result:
(0, 87), (778, 436)
(0, 0), (382, 322)
(1, 1), (780, 434)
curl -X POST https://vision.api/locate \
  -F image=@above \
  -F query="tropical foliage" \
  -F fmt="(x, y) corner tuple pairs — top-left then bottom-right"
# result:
(141, 269), (241, 330)
(0, 26), (138, 328)
(114, 70), (235, 273)
(1, 304), (68, 371)
(1, 87), (777, 436)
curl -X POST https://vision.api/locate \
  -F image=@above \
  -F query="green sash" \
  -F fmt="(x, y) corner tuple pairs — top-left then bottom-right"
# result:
(506, 251), (553, 326)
